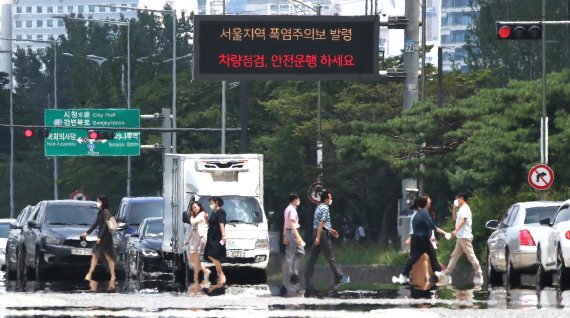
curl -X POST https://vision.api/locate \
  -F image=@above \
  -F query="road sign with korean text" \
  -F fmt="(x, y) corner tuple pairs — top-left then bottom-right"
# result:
(44, 109), (140, 156)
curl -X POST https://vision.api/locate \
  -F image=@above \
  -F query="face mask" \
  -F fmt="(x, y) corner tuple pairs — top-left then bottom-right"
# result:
(209, 204), (215, 210)
(329, 200), (333, 206)
(97, 202), (102, 209)
(453, 199), (459, 207)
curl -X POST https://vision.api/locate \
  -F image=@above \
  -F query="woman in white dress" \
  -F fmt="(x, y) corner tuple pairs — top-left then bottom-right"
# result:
(185, 201), (210, 295)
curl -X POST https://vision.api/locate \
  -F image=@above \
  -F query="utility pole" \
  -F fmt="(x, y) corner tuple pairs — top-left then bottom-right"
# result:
(398, 0), (420, 252)
(540, 0), (548, 200)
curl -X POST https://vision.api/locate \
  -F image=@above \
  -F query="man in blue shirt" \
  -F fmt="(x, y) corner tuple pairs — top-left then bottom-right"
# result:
(305, 191), (350, 296)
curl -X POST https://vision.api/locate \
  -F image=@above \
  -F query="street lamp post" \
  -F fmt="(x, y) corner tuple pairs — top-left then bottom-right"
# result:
(0, 37), (59, 216)
(56, 16), (132, 196)
(97, 4), (177, 154)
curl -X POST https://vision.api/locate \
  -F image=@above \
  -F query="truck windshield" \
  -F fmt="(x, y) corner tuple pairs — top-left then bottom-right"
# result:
(45, 204), (98, 225)
(199, 196), (263, 224)
(128, 201), (164, 226)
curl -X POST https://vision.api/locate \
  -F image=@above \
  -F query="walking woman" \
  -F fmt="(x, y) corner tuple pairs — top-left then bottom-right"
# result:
(185, 201), (211, 295)
(203, 196), (227, 293)
(82, 195), (116, 291)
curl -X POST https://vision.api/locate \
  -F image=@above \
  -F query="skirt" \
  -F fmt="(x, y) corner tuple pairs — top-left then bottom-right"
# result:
(188, 228), (206, 254)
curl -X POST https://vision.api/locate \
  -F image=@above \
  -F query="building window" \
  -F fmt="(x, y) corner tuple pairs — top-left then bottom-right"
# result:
(16, 6), (22, 13)
(16, 35), (22, 40)
(37, 35), (44, 41)
(48, 34), (54, 41)
(37, 20), (43, 28)
(47, 20), (53, 27)
(68, 5), (74, 13)
(99, 6), (105, 12)
(78, 5), (84, 13)
(47, 6), (53, 13)
(15, 20), (22, 28)
(26, 6), (32, 13)
(89, 5), (95, 13)
(26, 35), (32, 40)
(121, 4), (128, 11)
(26, 20), (32, 28)
(58, 6), (63, 13)
(37, 6), (43, 13)
(58, 20), (64, 27)
(111, 6), (117, 12)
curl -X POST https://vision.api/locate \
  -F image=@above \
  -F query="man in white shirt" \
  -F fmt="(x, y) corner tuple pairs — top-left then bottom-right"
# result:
(438, 193), (483, 285)
(282, 193), (305, 296)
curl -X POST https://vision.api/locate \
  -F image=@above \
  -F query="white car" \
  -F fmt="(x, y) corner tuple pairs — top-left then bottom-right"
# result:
(0, 218), (16, 272)
(486, 201), (563, 288)
(536, 199), (570, 290)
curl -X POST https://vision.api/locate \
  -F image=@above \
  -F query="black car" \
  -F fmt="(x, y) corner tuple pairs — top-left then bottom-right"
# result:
(4, 205), (34, 280)
(125, 217), (171, 285)
(20, 200), (102, 281)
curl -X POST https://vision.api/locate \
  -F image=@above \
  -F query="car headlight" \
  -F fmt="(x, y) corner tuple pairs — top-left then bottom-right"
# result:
(255, 238), (269, 249)
(44, 236), (65, 245)
(141, 248), (160, 257)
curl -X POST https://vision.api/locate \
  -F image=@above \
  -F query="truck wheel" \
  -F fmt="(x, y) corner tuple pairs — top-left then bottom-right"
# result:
(251, 269), (267, 284)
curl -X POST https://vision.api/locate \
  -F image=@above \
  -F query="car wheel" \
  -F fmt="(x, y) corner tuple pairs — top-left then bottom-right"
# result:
(487, 249), (503, 287)
(6, 249), (16, 280)
(506, 249), (521, 290)
(23, 249), (35, 281)
(136, 256), (144, 286)
(34, 253), (43, 282)
(537, 245), (553, 290)
(16, 249), (26, 282)
(556, 247), (570, 292)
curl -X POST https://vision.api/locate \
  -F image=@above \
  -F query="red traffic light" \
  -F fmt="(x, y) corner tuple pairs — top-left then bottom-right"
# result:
(496, 22), (542, 40)
(498, 26), (511, 39)
(24, 128), (50, 138)
(88, 130), (115, 140)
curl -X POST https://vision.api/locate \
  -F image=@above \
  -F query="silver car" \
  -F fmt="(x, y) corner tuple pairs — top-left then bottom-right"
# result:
(485, 201), (563, 288)
(0, 218), (16, 272)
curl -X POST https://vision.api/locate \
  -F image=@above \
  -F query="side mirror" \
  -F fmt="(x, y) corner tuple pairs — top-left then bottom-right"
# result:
(116, 222), (128, 231)
(27, 220), (40, 229)
(539, 218), (552, 226)
(182, 211), (190, 224)
(485, 220), (499, 230)
(9, 222), (22, 230)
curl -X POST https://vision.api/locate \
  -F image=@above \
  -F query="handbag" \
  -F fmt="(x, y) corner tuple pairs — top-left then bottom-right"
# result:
(107, 216), (118, 230)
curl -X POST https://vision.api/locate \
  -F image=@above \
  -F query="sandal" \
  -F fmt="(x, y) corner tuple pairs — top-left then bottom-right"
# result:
(84, 273), (92, 282)
(107, 276), (116, 291)
(89, 280), (98, 292)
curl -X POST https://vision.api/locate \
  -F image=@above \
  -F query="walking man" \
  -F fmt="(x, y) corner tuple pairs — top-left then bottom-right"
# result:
(305, 191), (350, 296)
(282, 193), (305, 297)
(437, 193), (483, 285)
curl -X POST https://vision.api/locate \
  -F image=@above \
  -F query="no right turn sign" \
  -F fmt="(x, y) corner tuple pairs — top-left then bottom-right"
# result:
(528, 164), (554, 190)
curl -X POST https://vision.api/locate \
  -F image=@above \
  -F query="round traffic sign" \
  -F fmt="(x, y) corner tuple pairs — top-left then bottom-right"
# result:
(528, 164), (554, 190)
(70, 190), (89, 201)
(307, 181), (326, 205)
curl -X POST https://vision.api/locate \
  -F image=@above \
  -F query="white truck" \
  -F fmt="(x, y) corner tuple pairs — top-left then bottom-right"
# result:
(162, 153), (270, 287)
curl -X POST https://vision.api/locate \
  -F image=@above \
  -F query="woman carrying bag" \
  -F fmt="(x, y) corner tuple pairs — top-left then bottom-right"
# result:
(81, 195), (117, 292)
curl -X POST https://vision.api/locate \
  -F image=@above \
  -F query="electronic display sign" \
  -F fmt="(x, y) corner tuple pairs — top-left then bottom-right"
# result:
(193, 15), (380, 80)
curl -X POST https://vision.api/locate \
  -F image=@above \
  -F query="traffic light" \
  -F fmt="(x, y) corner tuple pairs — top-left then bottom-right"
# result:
(496, 22), (542, 40)
(24, 128), (50, 139)
(88, 130), (115, 140)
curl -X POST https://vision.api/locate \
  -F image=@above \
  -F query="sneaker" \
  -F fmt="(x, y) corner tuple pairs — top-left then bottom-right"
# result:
(340, 275), (351, 284)
(392, 274), (409, 284)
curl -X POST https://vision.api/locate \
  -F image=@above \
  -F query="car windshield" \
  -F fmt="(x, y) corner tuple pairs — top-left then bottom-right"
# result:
(0, 223), (9, 238)
(128, 201), (163, 226)
(143, 221), (163, 239)
(44, 204), (98, 225)
(524, 206), (560, 224)
(199, 196), (263, 224)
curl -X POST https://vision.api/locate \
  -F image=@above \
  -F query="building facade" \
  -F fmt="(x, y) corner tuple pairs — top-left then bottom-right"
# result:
(10, 0), (138, 51)
(198, 0), (340, 16)
(440, 0), (478, 72)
